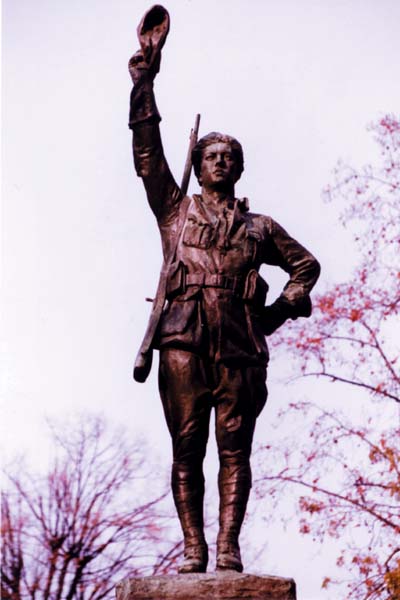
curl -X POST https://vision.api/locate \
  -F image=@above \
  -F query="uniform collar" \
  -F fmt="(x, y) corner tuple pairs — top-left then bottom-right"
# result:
(193, 194), (250, 212)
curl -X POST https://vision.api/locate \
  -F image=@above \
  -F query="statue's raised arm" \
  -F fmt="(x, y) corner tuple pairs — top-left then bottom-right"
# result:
(128, 5), (182, 224)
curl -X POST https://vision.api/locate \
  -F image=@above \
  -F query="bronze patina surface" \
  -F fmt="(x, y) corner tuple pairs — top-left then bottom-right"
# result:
(128, 4), (320, 575)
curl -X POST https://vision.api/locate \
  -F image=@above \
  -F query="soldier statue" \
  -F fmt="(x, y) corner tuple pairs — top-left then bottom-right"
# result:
(128, 5), (320, 575)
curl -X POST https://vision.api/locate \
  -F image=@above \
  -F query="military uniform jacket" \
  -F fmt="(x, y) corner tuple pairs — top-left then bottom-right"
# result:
(131, 93), (320, 368)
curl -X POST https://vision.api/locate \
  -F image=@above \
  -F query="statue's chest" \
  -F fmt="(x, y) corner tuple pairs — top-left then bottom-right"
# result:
(177, 203), (261, 272)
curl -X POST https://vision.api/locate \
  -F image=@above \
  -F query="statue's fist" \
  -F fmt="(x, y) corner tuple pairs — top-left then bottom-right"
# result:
(128, 51), (149, 85)
(260, 298), (295, 336)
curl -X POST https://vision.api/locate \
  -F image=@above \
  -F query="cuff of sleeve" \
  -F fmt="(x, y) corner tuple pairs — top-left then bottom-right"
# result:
(128, 83), (161, 129)
(278, 294), (312, 319)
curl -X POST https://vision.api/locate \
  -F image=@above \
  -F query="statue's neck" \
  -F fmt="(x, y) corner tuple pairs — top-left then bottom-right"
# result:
(200, 187), (235, 206)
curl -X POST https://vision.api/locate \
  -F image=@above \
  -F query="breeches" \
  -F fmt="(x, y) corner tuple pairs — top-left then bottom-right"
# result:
(158, 348), (268, 475)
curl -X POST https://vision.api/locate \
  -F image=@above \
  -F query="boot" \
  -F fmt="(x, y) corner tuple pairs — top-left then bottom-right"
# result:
(179, 540), (208, 574)
(216, 459), (251, 572)
(216, 535), (243, 572)
(172, 462), (208, 574)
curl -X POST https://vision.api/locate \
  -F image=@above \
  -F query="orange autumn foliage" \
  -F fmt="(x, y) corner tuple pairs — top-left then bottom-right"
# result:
(257, 115), (400, 599)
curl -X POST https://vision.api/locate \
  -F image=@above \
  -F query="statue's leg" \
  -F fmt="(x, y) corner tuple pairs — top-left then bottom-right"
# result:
(214, 363), (267, 572)
(158, 347), (212, 573)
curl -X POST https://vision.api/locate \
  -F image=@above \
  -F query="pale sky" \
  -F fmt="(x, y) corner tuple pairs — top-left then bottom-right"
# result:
(2, 1), (400, 598)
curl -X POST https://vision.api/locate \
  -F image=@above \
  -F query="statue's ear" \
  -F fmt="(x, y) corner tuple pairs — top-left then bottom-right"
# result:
(137, 5), (170, 73)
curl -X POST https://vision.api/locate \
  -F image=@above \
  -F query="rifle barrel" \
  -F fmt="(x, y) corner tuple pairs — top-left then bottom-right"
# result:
(180, 114), (201, 195)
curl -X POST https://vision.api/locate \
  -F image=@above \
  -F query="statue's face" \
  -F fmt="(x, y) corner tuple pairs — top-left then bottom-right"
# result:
(199, 142), (239, 190)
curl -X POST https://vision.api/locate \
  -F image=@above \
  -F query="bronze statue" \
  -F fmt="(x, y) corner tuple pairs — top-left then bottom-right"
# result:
(128, 5), (320, 575)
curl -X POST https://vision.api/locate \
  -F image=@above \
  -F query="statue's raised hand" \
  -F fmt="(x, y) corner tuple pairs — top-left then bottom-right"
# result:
(129, 5), (170, 85)
(128, 51), (150, 85)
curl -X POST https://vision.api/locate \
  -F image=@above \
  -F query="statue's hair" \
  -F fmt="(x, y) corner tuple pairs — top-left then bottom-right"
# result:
(191, 132), (244, 182)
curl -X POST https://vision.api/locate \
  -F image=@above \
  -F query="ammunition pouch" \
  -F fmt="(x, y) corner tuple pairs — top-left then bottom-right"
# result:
(242, 269), (269, 308)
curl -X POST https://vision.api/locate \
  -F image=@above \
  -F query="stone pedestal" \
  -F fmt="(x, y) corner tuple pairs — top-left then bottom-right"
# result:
(116, 572), (296, 600)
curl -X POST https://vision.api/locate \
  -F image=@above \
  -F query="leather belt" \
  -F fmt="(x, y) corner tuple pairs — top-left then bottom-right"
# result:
(186, 273), (243, 291)
(167, 271), (244, 297)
